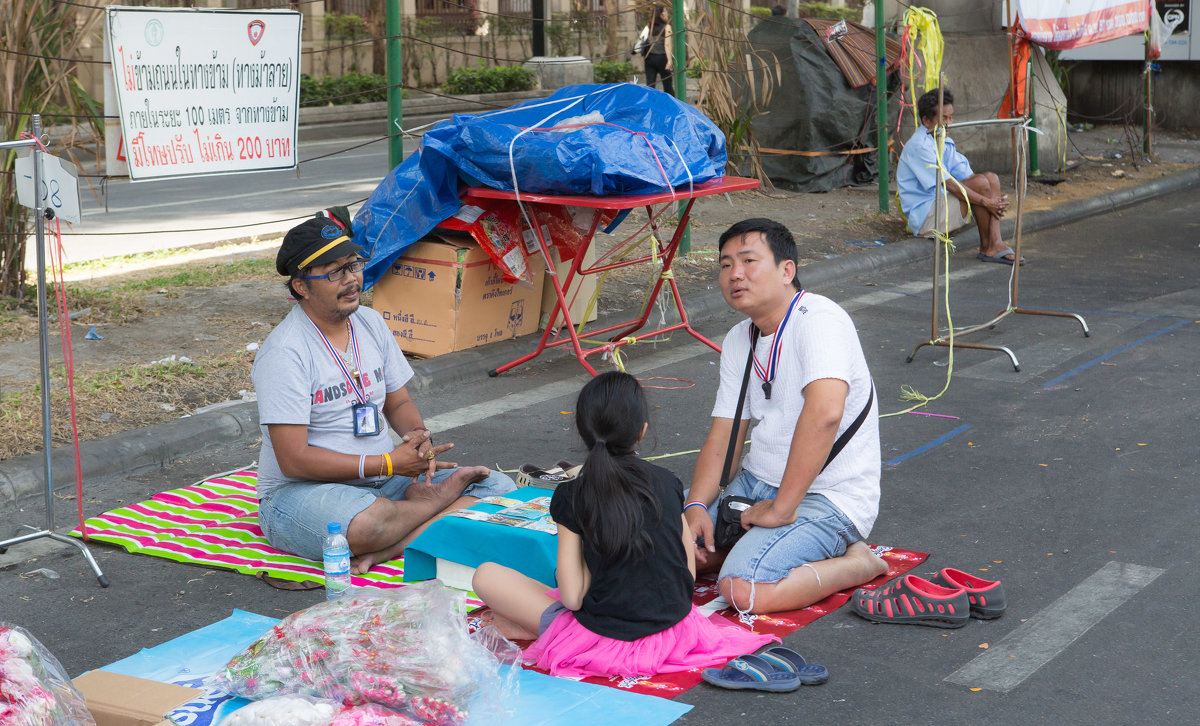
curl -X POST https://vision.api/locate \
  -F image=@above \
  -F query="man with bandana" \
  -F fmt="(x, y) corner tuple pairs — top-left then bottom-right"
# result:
(253, 207), (515, 573)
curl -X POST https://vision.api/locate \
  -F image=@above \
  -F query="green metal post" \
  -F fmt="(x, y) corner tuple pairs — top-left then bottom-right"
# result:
(1143, 31), (1152, 156)
(1027, 58), (1039, 177)
(875, 0), (887, 212)
(671, 0), (686, 104)
(672, 0), (690, 252)
(386, 0), (403, 170)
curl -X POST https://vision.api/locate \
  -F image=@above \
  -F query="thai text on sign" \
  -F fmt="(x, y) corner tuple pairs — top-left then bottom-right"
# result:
(1013, 0), (1151, 50)
(105, 7), (301, 181)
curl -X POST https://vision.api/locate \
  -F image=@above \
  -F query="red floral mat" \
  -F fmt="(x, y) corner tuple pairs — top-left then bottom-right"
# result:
(475, 544), (928, 698)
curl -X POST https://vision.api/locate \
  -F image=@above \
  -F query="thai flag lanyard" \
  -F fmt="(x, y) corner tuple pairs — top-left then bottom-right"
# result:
(311, 316), (368, 406)
(750, 290), (804, 400)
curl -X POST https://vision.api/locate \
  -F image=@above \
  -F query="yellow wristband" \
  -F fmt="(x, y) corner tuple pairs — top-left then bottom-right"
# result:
(383, 452), (393, 478)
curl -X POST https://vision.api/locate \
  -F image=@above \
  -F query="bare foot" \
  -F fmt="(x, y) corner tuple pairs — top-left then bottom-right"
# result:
(351, 539), (405, 574)
(407, 465), (491, 508)
(979, 246), (1025, 264)
(847, 540), (890, 581)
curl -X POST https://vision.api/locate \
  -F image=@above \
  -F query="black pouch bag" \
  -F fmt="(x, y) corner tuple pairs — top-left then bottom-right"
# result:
(714, 495), (755, 550)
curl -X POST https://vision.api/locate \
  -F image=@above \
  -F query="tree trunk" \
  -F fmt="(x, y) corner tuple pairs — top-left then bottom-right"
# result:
(370, 0), (386, 76)
(605, 0), (618, 59)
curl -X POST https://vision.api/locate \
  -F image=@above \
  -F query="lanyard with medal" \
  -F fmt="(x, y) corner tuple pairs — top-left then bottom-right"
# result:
(312, 316), (382, 437)
(750, 290), (804, 400)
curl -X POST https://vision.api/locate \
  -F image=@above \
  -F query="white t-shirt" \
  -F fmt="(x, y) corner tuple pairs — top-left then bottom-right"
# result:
(711, 291), (880, 537)
(252, 305), (414, 497)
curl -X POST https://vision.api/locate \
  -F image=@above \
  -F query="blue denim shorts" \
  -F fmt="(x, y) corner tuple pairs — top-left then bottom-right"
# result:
(711, 470), (862, 585)
(258, 468), (516, 561)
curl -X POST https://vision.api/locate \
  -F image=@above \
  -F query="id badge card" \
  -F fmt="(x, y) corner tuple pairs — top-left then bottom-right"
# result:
(352, 401), (381, 437)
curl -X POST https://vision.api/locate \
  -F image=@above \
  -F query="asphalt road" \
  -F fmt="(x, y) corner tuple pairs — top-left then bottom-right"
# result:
(4, 189), (1198, 724)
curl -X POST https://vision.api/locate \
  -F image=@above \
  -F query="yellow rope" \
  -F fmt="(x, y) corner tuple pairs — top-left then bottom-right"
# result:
(882, 123), (958, 418)
(1055, 103), (1068, 171)
(902, 6), (944, 130)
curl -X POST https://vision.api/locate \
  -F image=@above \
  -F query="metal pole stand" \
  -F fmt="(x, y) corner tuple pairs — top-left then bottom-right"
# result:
(0, 116), (108, 587)
(906, 116), (1089, 372)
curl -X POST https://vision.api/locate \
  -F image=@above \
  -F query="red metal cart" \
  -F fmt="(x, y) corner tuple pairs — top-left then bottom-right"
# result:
(469, 176), (761, 376)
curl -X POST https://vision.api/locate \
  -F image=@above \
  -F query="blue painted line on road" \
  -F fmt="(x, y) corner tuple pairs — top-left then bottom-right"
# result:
(1041, 320), (1191, 389)
(884, 424), (973, 467)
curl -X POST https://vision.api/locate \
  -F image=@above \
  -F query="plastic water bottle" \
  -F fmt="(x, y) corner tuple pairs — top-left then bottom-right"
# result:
(322, 522), (351, 600)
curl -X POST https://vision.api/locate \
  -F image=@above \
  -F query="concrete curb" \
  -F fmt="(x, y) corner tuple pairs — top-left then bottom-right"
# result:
(2, 167), (1198, 516)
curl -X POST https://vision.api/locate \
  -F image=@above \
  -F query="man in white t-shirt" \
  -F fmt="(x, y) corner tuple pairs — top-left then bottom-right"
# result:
(685, 218), (888, 614)
(253, 207), (515, 573)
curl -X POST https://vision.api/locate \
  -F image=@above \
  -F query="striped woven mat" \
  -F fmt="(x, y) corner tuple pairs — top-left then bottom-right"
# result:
(70, 469), (410, 591)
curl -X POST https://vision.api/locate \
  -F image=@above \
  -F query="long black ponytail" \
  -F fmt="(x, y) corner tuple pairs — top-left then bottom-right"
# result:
(572, 371), (658, 564)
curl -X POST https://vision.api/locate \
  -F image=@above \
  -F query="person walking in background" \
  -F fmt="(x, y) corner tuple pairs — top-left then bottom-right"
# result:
(641, 6), (675, 96)
(472, 372), (776, 678)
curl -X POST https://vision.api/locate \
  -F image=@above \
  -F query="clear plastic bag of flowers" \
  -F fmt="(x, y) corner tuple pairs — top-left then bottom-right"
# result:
(209, 581), (518, 725)
(0, 622), (97, 726)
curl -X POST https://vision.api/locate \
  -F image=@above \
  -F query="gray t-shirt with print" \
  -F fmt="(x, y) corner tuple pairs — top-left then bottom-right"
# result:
(252, 305), (413, 497)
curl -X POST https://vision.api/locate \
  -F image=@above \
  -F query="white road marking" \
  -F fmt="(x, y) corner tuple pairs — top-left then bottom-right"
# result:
(425, 340), (720, 433)
(427, 270), (996, 433)
(945, 561), (1164, 692)
(839, 266), (991, 313)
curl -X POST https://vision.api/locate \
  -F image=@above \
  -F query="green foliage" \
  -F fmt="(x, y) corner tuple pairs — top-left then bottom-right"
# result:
(442, 62), (536, 95)
(593, 61), (634, 85)
(545, 15), (573, 57)
(1043, 49), (1073, 93)
(749, 7), (772, 21)
(797, 3), (860, 22)
(324, 12), (369, 40)
(1, 1), (104, 297)
(301, 73), (404, 106)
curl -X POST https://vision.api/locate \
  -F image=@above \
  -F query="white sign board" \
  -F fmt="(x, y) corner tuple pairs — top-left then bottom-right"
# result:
(105, 7), (302, 181)
(15, 153), (83, 225)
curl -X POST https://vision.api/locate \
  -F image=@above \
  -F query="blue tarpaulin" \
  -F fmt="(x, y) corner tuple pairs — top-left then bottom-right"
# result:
(97, 609), (691, 726)
(354, 83), (727, 289)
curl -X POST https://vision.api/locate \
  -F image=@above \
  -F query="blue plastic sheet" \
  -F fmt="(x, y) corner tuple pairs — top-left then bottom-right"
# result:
(94, 609), (691, 726)
(354, 83), (727, 289)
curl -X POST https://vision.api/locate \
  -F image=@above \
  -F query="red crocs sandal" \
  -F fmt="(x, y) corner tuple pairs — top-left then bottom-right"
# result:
(851, 574), (970, 629)
(928, 567), (1007, 620)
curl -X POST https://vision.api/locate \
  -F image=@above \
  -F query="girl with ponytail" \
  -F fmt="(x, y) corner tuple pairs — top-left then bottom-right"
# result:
(473, 372), (775, 678)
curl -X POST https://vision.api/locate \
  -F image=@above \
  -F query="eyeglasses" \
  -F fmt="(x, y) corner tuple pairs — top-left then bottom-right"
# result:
(300, 259), (366, 282)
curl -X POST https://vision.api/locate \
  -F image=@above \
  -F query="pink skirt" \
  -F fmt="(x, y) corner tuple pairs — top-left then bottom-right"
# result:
(523, 603), (779, 679)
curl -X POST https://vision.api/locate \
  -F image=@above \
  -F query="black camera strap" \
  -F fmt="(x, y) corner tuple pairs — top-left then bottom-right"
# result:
(718, 327), (758, 491)
(821, 380), (875, 473)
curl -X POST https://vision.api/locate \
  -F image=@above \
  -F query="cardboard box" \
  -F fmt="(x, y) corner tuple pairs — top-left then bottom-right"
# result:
(539, 244), (599, 330)
(372, 235), (544, 358)
(73, 670), (202, 726)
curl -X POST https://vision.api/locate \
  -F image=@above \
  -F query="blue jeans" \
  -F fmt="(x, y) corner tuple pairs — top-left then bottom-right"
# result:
(258, 468), (515, 561)
(709, 470), (862, 585)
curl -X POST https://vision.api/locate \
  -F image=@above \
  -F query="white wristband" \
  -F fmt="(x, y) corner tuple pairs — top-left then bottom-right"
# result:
(358, 454), (367, 479)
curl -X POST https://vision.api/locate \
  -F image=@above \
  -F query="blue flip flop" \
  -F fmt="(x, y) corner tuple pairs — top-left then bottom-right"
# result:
(701, 654), (802, 692)
(756, 646), (830, 685)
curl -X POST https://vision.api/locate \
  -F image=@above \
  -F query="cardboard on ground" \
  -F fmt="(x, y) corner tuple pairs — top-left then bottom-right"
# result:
(540, 243), (599, 330)
(15, 152), (82, 224)
(372, 235), (544, 357)
(73, 670), (202, 726)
